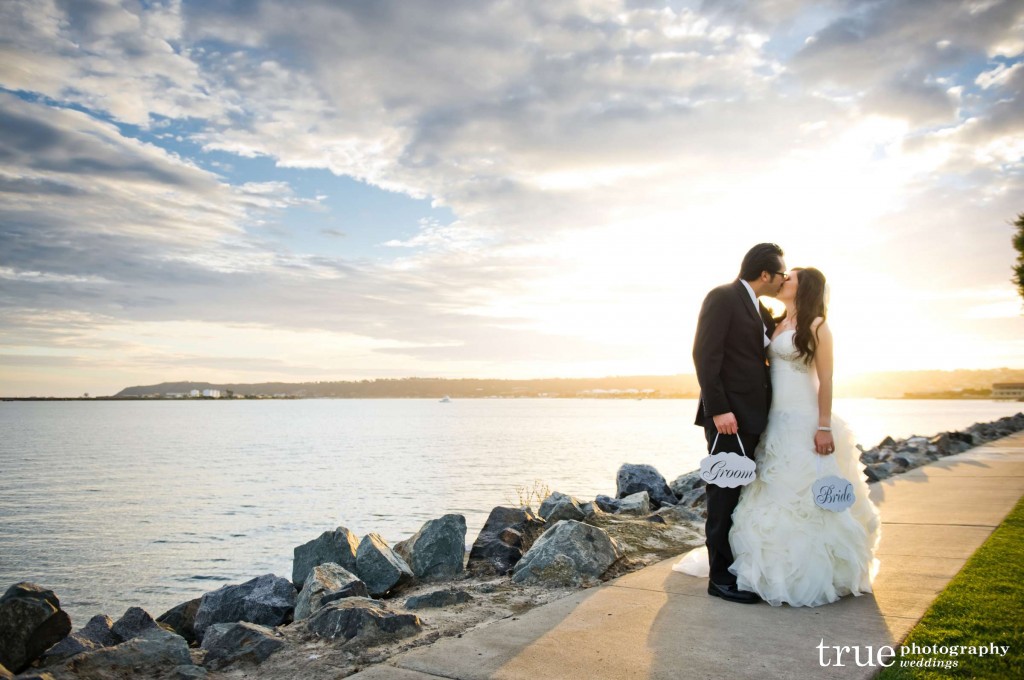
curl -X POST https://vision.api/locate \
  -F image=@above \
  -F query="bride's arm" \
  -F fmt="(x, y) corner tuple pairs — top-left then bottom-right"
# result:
(812, 318), (835, 455)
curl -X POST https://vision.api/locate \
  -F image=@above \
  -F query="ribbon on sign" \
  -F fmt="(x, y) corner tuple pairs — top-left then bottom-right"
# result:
(811, 452), (855, 512)
(699, 433), (756, 488)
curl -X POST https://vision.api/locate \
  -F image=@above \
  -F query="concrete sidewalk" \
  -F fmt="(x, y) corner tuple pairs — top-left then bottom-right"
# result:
(352, 432), (1024, 680)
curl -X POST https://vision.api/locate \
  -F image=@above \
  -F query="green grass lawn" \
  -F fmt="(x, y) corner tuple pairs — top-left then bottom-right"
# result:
(878, 494), (1024, 678)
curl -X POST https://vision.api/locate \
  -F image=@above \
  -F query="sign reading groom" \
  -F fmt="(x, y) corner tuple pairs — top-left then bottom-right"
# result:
(693, 243), (787, 604)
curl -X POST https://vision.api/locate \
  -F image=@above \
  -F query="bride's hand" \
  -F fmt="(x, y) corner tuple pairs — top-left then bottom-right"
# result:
(814, 430), (834, 455)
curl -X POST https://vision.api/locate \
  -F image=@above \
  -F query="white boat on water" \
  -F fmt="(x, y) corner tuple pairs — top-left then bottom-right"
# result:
(439, 396), (452, 403)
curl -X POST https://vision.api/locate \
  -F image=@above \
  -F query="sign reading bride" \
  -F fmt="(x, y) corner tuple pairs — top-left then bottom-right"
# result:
(812, 475), (855, 512)
(699, 434), (756, 488)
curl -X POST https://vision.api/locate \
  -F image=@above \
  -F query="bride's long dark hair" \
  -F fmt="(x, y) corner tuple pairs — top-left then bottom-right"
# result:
(778, 267), (827, 364)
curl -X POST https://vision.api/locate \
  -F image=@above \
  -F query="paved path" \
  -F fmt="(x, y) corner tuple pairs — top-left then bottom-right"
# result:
(352, 431), (1024, 680)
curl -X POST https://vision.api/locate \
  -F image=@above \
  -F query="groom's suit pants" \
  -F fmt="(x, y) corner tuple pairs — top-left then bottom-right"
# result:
(704, 427), (762, 586)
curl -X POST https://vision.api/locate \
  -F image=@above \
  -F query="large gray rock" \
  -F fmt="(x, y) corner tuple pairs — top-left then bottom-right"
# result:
(929, 432), (972, 457)
(292, 526), (360, 589)
(538, 492), (586, 524)
(40, 614), (119, 666)
(320, 582), (372, 607)
(79, 614), (119, 648)
(669, 469), (703, 499)
(654, 503), (705, 525)
(111, 606), (161, 642)
(40, 635), (95, 666)
(193, 574), (296, 643)
(595, 491), (651, 516)
(175, 665), (208, 679)
(466, 506), (547, 576)
(579, 501), (605, 519)
(305, 598), (422, 647)
(0, 582), (72, 674)
(511, 520), (622, 586)
(67, 627), (190, 676)
(669, 470), (707, 517)
(859, 447), (882, 464)
(404, 589), (473, 610)
(356, 533), (415, 597)
(903, 435), (929, 449)
(394, 514), (467, 581)
(295, 564), (368, 621)
(616, 463), (678, 508)
(517, 554), (583, 587)
(157, 598), (202, 645)
(864, 462), (897, 482)
(200, 622), (285, 671)
(617, 491), (652, 515)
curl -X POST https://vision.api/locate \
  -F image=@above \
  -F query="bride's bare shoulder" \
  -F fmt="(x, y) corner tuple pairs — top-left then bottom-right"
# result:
(810, 317), (830, 333)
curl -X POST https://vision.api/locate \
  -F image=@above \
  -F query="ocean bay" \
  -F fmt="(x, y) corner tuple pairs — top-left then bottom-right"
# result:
(1, 397), (1021, 624)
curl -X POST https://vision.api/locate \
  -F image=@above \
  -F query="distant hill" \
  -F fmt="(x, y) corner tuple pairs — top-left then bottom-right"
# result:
(110, 368), (1024, 399)
(111, 375), (700, 399)
(836, 368), (1024, 398)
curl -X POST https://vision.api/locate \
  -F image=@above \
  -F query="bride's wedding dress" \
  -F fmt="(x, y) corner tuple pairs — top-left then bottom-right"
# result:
(673, 329), (881, 607)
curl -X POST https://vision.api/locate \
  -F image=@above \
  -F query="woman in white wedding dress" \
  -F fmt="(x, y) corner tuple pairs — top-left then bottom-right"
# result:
(674, 267), (881, 607)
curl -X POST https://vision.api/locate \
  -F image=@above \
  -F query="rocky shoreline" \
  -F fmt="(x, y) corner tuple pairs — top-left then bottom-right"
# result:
(2, 413), (1022, 680)
(858, 412), (1024, 481)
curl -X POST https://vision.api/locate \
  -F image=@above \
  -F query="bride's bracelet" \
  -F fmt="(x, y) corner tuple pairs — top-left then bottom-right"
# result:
(817, 426), (832, 432)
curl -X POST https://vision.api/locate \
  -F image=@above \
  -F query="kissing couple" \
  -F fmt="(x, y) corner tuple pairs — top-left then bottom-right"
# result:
(673, 243), (881, 607)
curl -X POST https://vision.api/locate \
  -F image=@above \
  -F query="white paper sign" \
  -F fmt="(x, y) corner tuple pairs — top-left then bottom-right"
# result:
(700, 451), (756, 487)
(699, 434), (756, 488)
(812, 475), (855, 512)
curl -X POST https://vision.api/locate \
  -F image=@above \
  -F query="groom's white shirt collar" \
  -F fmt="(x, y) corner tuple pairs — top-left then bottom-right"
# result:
(739, 279), (758, 311)
(740, 279), (771, 348)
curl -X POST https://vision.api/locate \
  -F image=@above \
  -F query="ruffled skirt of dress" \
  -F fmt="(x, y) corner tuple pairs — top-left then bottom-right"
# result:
(726, 411), (881, 607)
(671, 544), (710, 577)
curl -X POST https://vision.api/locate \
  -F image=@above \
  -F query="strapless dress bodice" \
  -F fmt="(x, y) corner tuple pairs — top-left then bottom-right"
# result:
(768, 330), (818, 413)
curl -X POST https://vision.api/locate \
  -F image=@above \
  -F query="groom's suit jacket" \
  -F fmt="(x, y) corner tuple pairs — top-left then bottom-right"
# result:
(692, 279), (776, 436)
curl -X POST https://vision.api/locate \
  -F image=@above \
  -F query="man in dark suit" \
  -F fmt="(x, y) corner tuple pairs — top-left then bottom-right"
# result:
(693, 243), (787, 604)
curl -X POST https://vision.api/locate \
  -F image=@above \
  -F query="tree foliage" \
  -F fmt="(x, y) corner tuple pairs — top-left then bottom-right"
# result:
(1015, 212), (1024, 304)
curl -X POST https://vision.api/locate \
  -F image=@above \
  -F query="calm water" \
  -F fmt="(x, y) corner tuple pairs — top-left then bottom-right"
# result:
(1, 398), (1020, 625)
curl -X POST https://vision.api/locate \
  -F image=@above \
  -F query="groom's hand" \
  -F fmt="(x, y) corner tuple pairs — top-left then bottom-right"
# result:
(713, 412), (738, 435)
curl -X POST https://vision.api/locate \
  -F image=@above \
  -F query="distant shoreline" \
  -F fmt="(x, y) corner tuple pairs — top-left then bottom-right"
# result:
(7, 368), (1019, 402)
(2, 395), (1020, 402)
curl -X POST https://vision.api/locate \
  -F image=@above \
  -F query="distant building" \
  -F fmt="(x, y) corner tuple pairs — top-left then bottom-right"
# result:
(202, 389), (221, 398)
(165, 392), (186, 398)
(993, 383), (1024, 400)
(189, 389), (201, 397)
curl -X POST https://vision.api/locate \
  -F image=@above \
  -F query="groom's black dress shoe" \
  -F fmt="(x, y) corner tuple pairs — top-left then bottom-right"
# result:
(708, 581), (761, 604)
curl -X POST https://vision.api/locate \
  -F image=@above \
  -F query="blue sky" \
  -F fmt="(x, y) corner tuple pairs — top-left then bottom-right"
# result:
(1, 0), (1023, 396)
(7, 90), (457, 260)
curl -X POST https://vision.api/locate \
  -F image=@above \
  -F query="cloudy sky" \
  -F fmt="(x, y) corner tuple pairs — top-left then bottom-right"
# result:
(1, 0), (1022, 397)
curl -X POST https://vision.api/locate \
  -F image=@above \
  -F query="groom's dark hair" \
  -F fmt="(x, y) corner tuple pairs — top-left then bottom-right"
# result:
(739, 243), (784, 281)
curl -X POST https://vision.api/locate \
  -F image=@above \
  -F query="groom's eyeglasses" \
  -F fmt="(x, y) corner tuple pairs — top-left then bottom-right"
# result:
(771, 271), (790, 281)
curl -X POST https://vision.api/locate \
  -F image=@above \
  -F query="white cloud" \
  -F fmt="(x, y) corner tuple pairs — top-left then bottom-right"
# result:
(975, 61), (1023, 89)
(0, 0), (222, 126)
